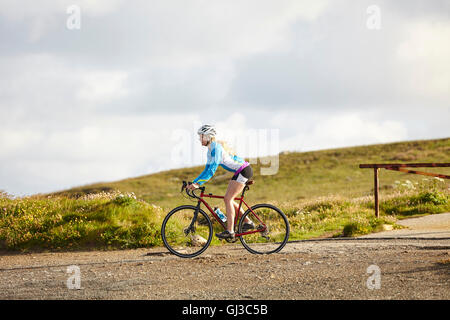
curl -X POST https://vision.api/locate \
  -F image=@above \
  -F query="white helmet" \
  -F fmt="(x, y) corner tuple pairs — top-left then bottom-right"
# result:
(197, 124), (216, 137)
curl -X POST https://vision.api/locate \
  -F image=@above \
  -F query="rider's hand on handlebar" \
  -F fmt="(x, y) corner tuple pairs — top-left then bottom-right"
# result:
(186, 183), (199, 191)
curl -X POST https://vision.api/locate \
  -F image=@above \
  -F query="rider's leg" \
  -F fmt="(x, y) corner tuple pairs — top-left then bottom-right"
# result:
(232, 201), (252, 224)
(224, 180), (245, 233)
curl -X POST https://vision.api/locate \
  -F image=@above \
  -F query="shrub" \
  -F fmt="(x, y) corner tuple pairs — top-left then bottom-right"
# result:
(342, 215), (384, 237)
(0, 191), (163, 251)
(414, 191), (447, 206)
(112, 192), (137, 206)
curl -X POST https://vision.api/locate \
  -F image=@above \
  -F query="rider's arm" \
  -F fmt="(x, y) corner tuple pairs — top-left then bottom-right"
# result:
(192, 142), (222, 186)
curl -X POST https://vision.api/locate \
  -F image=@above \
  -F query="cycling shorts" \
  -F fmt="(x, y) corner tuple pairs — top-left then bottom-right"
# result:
(231, 165), (253, 184)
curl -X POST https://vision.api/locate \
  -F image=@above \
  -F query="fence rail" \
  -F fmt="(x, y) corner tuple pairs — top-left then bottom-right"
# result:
(359, 163), (450, 217)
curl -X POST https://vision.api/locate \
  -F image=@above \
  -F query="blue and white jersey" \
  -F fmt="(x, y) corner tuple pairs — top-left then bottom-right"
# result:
(193, 141), (247, 185)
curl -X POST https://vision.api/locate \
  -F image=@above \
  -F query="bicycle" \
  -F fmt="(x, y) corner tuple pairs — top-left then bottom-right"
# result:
(161, 180), (290, 258)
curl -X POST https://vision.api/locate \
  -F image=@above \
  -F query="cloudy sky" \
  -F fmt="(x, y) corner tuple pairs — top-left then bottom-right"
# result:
(0, 0), (449, 196)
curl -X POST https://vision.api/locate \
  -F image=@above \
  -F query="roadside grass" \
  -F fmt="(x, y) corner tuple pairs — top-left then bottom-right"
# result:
(245, 177), (449, 239)
(0, 178), (448, 251)
(0, 191), (165, 251)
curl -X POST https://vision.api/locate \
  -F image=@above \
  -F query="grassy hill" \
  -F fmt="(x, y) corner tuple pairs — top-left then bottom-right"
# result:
(50, 137), (450, 209)
(1, 137), (449, 251)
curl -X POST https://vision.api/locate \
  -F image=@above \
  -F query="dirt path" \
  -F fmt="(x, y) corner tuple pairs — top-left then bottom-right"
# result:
(1, 214), (449, 300)
(360, 212), (450, 239)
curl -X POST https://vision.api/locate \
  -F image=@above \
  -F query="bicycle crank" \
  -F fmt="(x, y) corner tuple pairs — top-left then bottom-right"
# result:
(225, 237), (238, 243)
(258, 224), (270, 240)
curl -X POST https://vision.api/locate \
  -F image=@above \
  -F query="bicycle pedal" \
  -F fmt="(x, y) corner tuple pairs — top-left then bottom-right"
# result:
(225, 237), (238, 243)
(259, 226), (270, 240)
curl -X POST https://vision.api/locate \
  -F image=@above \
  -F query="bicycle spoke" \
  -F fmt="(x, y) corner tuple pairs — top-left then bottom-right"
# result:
(162, 206), (212, 258)
(238, 204), (289, 254)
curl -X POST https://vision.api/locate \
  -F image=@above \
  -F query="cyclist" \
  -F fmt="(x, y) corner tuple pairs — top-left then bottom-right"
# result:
(187, 124), (255, 241)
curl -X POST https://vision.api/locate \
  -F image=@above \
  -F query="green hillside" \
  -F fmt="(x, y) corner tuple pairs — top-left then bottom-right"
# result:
(50, 137), (450, 209)
(1, 137), (448, 251)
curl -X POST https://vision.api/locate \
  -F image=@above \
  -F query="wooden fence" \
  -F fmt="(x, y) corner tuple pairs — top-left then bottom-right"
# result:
(359, 163), (450, 217)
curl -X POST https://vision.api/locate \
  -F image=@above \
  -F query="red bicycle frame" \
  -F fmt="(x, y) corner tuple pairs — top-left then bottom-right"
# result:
(198, 189), (266, 237)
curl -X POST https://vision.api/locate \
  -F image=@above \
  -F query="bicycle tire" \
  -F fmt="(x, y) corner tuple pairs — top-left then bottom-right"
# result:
(161, 205), (213, 258)
(238, 203), (290, 255)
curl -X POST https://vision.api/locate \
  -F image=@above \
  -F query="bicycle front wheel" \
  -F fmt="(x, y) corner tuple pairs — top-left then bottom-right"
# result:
(161, 205), (213, 258)
(238, 204), (290, 254)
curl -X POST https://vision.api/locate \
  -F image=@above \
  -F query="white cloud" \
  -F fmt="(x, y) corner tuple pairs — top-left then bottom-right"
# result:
(0, 0), (124, 42)
(310, 113), (408, 147)
(76, 71), (129, 103)
(0, 129), (44, 157)
(268, 110), (409, 152)
(0, 53), (132, 124)
(0, 0), (124, 20)
(395, 20), (450, 101)
(0, 112), (205, 195)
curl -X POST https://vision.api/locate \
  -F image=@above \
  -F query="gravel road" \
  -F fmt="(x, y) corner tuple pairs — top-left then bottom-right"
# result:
(1, 214), (449, 300)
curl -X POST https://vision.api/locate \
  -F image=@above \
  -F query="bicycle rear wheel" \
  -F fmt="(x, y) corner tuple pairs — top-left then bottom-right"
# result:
(238, 204), (290, 254)
(161, 205), (213, 258)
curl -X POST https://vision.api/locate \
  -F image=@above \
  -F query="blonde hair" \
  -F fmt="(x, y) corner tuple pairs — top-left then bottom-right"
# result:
(211, 137), (236, 156)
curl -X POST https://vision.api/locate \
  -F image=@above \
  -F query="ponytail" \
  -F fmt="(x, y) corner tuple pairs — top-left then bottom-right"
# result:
(211, 137), (236, 156)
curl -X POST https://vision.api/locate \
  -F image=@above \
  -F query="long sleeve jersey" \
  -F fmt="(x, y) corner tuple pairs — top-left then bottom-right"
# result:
(193, 141), (247, 186)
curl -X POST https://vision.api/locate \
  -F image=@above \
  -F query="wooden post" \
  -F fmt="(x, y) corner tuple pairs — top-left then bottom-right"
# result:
(374, 167), (379, 218)
(360, 163), (450, 217)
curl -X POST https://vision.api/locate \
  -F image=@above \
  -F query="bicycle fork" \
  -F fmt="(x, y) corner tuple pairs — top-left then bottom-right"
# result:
(184, 200), (201, 236)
